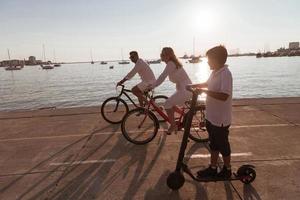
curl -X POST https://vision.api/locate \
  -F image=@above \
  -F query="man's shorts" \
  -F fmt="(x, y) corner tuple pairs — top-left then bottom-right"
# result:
(136, 81), (155, 92)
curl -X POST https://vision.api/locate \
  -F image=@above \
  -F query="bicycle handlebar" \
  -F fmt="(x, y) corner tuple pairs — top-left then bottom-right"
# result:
(186, 84), (203, 94)
(116, 84), (125, 90)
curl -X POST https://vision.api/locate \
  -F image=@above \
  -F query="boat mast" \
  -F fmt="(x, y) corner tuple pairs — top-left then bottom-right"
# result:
(193, 37), (195, 57)
(7, 49), (11, 66)
(53, 49), (56, 63)
(121, 48), (124, 61)
(43, 44), (46, 62)
(90, 49), (94, 63)
(7, 49), (11, 60)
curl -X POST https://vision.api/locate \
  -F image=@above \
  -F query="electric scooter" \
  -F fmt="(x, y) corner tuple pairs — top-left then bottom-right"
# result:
(167, 85), (256, 190)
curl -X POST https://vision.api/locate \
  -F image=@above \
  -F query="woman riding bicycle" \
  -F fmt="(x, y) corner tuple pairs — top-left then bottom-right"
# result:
(149, 47), (192, 134)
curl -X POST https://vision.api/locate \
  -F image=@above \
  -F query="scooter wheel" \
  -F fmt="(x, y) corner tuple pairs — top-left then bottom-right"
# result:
(238, 166), (256, 184)
(167, 171), (185, 190)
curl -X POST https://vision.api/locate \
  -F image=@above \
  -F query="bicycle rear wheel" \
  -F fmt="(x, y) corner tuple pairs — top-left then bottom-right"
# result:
(183, 110), (209, 143)
(121, 107), (159, 145)
(101, 97), (129, 124)
(152, 95), (168, 122)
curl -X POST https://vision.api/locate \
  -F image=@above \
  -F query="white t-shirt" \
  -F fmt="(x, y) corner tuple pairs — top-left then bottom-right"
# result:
(206, 65), (232, 127)
(125, 59), (156, 83)
(152, 61), (192, 90)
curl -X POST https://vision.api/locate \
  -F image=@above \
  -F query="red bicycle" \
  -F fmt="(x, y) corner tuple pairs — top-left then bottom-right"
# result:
(121, 90), (208, 145)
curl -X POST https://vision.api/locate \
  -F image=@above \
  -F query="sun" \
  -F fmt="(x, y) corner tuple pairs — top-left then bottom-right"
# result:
(189, 9), (217, 33)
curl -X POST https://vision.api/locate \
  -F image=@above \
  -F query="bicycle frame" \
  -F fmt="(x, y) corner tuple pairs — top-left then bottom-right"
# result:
(117, 85), (139, 107)
(145, 92), (186, 128)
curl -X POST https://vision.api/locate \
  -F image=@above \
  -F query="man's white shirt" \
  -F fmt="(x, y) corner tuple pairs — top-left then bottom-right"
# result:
(125, 59), (156, 83)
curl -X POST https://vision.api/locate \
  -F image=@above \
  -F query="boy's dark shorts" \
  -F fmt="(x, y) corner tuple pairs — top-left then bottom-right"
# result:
(206, 119), (231, 157)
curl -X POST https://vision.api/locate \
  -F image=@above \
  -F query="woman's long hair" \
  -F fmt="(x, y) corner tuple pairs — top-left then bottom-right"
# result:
(162, 47), (182, 69)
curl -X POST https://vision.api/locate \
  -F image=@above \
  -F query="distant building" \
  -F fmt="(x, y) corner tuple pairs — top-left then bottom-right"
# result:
(289, 42), (299, 50)
(0, 59), (24, 67)
(28, 56), (36, 65)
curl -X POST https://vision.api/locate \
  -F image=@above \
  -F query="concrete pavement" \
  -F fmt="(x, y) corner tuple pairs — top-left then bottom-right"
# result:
(0, 97), (299, 200)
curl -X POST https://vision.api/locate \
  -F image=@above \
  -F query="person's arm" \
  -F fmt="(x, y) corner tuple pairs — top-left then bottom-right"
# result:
(202, 90), (229, 101)
(151, 62), (173, 88)
(117, 77), (128, 86)
(117, 64), (139, 85)
(193, 82), (208, 88)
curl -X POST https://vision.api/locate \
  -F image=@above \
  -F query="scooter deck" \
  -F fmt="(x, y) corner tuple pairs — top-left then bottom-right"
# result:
(182, 164), (243, 182)
(195, 174), (240, 182)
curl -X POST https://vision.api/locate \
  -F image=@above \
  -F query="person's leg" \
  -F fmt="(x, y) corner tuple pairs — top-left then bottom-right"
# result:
(223, 155), (231, 168)
(164, 92), (179, 134)
(211, 150), (219, 167)
(216, 125), (232, 178)
(132, 85), (146, 107)
(197, 120), (218, 178)
(165, 107), (176, 133)
(218, 126), (231, 168)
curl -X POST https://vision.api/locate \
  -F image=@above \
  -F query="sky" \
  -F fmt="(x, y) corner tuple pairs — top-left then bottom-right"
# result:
(0, 0), (299, 62)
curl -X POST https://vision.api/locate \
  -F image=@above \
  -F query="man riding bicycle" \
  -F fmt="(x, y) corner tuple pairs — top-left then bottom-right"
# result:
(117, 51), (156, 106)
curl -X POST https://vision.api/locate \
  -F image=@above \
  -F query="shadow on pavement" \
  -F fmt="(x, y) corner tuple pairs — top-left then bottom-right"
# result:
(243, 184), (261, 200)
(28, 129), (167, 199)
(5, 123), (118, 200)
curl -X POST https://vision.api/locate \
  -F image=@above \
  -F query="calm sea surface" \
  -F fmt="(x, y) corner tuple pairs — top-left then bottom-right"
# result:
(1, 56), (300, 111)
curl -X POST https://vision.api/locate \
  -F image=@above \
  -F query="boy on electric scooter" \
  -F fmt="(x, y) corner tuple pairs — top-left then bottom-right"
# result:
(194, 45), (233, 179)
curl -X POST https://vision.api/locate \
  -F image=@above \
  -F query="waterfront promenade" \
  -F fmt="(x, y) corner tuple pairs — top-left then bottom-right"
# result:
(0, 97), (299, 200)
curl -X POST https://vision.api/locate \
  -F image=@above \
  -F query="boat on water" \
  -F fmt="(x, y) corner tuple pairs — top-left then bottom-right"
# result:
(118, 48), (130, 64)
(180, 54), (189, 59)
(41, 45), (54, 69)
(90, 49), (95, 64)
(109, 65), (114, 69)
(53, 50), (61, 67)
(188, 38), (202, 63)
(41, 64), (54, 69)
(188, 56), (201, 63)
(4, 49), (24, 70)
(5, 65), (23, 71)
(147, 59), (161, 64)
(118, 61), (130, 64)
(100, 61), (107, 65)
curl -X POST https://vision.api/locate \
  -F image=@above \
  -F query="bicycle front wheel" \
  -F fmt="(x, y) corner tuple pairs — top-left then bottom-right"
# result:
(101, 97), (129, 124)
(183, 110), (209, 143)
(121, 107), (159, 145)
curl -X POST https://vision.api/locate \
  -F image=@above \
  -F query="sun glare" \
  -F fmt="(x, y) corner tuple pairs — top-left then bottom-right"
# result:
(190, 9), (217, 33)
(195, 57), (210, 83)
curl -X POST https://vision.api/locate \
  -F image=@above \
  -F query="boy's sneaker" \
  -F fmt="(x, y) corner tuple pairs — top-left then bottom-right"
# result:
(217, 166), (232, 179)
(196, 166), (217, 178)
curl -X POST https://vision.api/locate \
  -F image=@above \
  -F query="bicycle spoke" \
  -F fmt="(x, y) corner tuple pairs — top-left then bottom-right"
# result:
(121, 108), (159, 144)
(101, 97), (128, 124)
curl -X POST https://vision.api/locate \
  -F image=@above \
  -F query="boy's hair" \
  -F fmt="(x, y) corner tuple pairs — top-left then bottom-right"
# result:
(129, 51), (138, 57)
(206, 45), (228, 65)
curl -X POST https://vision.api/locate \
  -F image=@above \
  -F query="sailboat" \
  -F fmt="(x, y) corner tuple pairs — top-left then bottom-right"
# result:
(53, 49), (61, 67)
(118, 49), (130, 64)
(41, 45), (54, 69)
(147, 59), (161, 64)
(188, 37), (201, 64)
(5, 49), (23, 71)
(90, 49), (94, 64)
